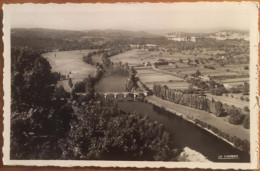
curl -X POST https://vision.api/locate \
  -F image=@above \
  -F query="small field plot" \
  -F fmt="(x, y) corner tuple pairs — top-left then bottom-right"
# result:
(222, 78), (249, 89)
(137, 69), (184, 83)
(136, 68), (189, 90)
(157, 63), (190, 70)
(42, 50), (97, 83)
(221, 78), (249, 83)
(145, 82), (190, 90)
(215, 64), (249, 72)
(206, 93), (249, 110)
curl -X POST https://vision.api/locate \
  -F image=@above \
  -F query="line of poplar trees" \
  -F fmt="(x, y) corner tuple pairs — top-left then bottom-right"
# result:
(153, 84), (248, 126)
(153, 84), (224, 117)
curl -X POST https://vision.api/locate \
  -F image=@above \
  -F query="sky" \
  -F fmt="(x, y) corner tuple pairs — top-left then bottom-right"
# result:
(6, 2), (256, 32)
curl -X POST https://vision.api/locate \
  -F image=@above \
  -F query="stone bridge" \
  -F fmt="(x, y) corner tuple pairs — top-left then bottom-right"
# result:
(76, 91), (148, 99)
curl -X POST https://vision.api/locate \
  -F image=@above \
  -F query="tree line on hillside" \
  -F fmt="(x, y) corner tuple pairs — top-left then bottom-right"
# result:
(153, 84), (249, 128)
(12, 34), (131, 52)
(12, 36), (94, 52)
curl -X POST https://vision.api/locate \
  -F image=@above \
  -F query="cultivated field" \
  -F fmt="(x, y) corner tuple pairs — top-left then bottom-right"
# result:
(136, 68), (184, 82)
(135, 67), (190, 90)
(158, 64), (248, 79)
(42, 50), (97, 83)
(110, 49), (188, 66)
(206, 93), (249, 110)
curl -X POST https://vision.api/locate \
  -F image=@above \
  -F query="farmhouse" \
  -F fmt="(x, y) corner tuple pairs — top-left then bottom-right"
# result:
(129, 44), (140, 48)
(144, 61), (151, 66)
(190, 36), (196, 42)
(200, 75), (211, 81)
(145, 44), (157, 47)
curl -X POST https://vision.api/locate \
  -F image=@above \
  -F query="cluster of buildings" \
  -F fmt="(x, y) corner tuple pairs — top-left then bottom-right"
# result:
(164, 30), (249, 42)
(209, 31), (249, 41)
(129, 44), (157, 48)
(165, 34), (196, 42)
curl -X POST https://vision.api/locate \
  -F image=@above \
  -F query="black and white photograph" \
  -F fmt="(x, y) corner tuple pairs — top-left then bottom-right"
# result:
(2, 2), (259, 169)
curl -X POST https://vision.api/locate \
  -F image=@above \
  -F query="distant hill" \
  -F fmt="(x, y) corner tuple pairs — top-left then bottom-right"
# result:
(147, 28), (249, 36)
(11, 28), (160, 51)
(82, 29), (160, 38)
(11, 28), (85, 40)
(11, 28), (159, 40)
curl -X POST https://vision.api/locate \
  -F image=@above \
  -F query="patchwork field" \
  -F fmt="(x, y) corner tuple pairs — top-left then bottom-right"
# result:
(158, 64), (249, 79)
(222, 78), (249, 88)
(136, 68), (184, 82)
(135, 67), (190, 90)
(42, 50), (97, 83)
(221, 78), (249, 83)
(110, 48), (201, 66)
(109, 47), (250, 114)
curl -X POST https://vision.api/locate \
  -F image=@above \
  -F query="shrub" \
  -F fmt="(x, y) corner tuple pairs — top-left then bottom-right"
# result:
(243, 115), (250, 129)
(228, 108), (244, 125)
(244, 106), (250, 112)
(240, 96), (244, 101)
(203, 65), (215, 70)
(54, 86), (69, 99)
(242, 82), (249, 95)
(73, 81), (85, 92)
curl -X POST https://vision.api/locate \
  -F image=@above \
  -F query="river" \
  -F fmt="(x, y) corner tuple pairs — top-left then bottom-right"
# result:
(94, 72), (127, 92)
(118, 101), (250, 162)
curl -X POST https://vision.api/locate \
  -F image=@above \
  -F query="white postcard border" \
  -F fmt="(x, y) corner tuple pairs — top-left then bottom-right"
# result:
(2, 2), (259, 169)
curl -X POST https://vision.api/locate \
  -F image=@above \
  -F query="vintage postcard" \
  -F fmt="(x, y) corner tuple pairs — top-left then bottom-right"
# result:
(2, 2), (259, 169)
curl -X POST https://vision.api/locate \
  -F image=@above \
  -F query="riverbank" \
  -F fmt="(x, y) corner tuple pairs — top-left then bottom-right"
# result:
(146, 96), (249, 150)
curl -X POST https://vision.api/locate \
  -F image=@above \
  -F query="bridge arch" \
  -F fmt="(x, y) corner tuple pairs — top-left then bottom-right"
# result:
(93, 91), (149, 100)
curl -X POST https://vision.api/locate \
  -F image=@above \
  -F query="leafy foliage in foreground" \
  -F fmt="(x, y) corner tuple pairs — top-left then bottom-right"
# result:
(60, 100), (178, 161)
(11, 48), (57, 112)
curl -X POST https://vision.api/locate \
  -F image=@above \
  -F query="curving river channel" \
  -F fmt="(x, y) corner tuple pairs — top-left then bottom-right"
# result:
(118, 101), (250, 162)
